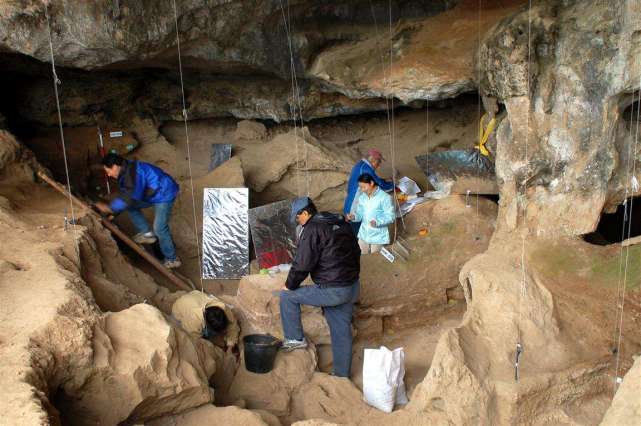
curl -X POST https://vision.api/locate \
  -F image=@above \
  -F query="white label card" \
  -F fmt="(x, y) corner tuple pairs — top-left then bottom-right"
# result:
(380, 247), (395, 263)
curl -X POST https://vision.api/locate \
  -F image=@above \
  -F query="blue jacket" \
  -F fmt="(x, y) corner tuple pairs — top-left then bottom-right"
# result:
(343, 159), (394, 215)
(353, 187), (395, 245)
(110, 160), (179, 213)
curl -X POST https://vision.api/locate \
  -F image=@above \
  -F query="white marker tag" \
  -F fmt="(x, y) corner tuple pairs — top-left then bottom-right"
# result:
(109, 131), (124, 138)
(380, 247), (395, 263)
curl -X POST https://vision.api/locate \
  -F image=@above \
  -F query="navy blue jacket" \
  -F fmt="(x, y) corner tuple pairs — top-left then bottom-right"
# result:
(110, 160), (179, 213)
(343, 159), (394, 215)
(285, 213), (360, 290)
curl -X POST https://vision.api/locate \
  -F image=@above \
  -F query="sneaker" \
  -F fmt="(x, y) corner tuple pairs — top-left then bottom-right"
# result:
(163, 257), (182, 269)
(133, 232), (157, 245)
(281, 338), (308, 352)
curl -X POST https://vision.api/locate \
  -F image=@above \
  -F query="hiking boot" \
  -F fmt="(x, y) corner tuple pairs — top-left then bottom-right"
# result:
(163, 257), (182, 269)
(133, 232), (157, 245)
(281, 338), (308, 352)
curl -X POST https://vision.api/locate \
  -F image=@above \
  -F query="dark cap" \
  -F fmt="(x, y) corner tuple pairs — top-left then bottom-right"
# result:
(290, 196), (312, 224)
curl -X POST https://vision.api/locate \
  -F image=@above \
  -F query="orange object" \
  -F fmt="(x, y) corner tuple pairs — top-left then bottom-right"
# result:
(419, 228), (428, 236)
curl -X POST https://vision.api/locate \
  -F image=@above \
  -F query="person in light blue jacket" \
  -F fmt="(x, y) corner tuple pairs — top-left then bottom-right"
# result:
(343, 148), (394, 236)
(348, 174), (395, 254)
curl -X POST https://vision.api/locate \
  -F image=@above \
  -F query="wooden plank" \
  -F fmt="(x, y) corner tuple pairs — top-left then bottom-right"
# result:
(37, 171), (192, 292)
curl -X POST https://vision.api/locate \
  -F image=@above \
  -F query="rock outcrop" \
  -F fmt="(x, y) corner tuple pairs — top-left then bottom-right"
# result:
(386, 1), (641, 423)
(288, 373), (374, 424)
(600, 356), (641, 425)
(480, 0), (641, 236)
(226, 345), (318, 416)
(241, 127), (355, 211)
(146, 405), (270, 426)
(0, 131), (219, 425)
(232, 272), (331, 345)
(61, 304), (216, 425)
(0, 0), (523, 127)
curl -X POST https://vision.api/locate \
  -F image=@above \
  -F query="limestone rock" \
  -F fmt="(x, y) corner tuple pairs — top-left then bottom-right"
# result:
(480, 0), (641, 236)
(0, 130), (41, 186)
(226, 345), (317, 416)
(0, 1), (476, 128)
(235, 120), (267, 142)
(80, 214), (178, 314)
(404, 328), (494, 424)
(146, 405), (269, 426)
(64, 304), (215, 425)
(309, 0), (521, 103)
(288, 373), (373, 424)
(252, 409), (283, 426)
(238, 127), (351, 193)
(240, 127), (354, 210)
(600, 356), (641, 425)
(233, 272), (330, 345)
(130, 117), (184, 179)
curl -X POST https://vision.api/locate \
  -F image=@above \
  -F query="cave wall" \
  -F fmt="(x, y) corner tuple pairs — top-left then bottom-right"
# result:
(480, 0), (641, 236)
(0, 0), (522, 129)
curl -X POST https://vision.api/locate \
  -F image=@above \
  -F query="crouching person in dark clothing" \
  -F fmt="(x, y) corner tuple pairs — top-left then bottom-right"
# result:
(279, 196), (361, 378)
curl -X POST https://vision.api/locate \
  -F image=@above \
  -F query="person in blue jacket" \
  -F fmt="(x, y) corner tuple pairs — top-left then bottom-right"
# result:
(95, 153), (182, 269)
(347, 174), (395, 254)
(343, 148), (394, 235)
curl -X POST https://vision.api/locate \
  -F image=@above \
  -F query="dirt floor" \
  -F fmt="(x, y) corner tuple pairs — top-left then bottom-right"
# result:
(349, 304), (465, 396)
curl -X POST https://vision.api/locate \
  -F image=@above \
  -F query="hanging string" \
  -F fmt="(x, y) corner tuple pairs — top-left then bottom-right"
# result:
(614, 75), (641, 389)
(44, 6), (81, 258)
(515, 0), (533, 383)
(610, 0), (638, 392)
(474, 0), (482, 236)
(278, 0), (310, 197)
(611, 98), (633, 386)
(171, 0), (203, 291)
(387, 0), (405, 236)
(426, 100), (430, 182)
(367, 0), (402, 242)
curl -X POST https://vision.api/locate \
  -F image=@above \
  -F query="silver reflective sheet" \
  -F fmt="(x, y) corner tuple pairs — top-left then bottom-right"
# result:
(248, 199), (296, 269)
(209, 143), (232, 171)
(202, 188), (249, 279)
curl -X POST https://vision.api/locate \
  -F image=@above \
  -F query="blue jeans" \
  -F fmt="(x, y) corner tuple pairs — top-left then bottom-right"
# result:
(280, 280), (360, 377)
(126, 200), (177, 261)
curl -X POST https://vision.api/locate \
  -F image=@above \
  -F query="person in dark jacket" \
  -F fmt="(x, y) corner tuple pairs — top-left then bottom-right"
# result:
(343, 148), (395, 236)
(95, 153), (181, 269)
(279, 196), (361, 378)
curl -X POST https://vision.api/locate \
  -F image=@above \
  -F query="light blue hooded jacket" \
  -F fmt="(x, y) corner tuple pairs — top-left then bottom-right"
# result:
(353, 187), (395, 245)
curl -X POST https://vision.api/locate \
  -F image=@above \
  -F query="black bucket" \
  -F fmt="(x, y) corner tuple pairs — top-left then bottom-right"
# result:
(243, 334), (282, 374)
